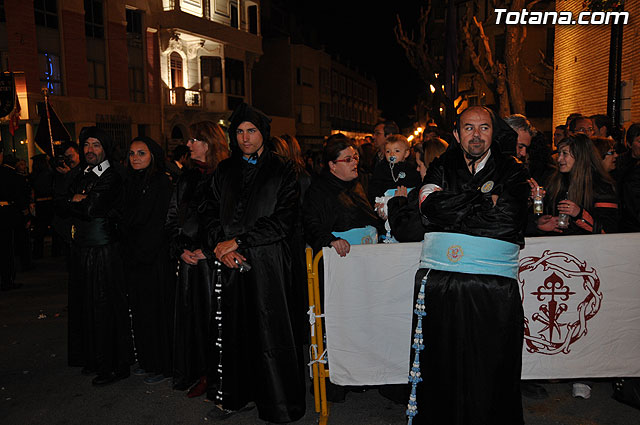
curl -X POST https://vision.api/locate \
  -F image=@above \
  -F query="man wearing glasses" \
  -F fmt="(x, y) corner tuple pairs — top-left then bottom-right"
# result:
(569, 115), (596, 137)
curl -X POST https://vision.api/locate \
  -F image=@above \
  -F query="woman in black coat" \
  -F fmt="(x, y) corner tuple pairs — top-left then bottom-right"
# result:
(165, 122), (229, 395)
(303, 134), (383, 256)
(120, 136), (173, 384)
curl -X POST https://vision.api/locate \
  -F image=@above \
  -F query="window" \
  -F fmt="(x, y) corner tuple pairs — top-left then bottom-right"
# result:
(38, 52), (62, 95)
(320, 102), (330, 126)
(96, 119), (131, 156)
(88, 59), (107, 99)
(296, 67), (313, 88)
(126, 9), (143, 38)
(320, 68), (330, 95)
(225, 58), (244, 96)
(230, 3), (238, 28)
(128, 67), (144, 102)
(170, 52), (183, 88)
(247, 5), (258, 34)
(201, 56), (222, 93)
(0, 51), (9, 72)
(181, 0), (202, 17)
(84, 0), (104, 39)
(127, 9), (144, 102)
(34, 0), (58, 29)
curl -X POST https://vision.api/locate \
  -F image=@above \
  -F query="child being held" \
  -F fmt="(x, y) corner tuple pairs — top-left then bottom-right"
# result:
(368, 134), (422, 242)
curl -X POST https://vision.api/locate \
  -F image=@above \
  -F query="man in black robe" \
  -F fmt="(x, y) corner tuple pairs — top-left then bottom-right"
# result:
(410, 106), (528, 424)
(204, 103), (306, 423)
(65, 127), (133, 385)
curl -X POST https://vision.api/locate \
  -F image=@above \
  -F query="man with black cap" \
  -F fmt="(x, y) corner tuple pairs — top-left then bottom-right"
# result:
(408, 106), (528, 425)
(204, 103), (306, 423)
(63, 126), (133, 385)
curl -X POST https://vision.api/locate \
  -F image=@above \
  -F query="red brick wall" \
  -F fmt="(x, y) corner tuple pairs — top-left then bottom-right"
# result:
(61, 9), (88, 98)
(146, 30), (160, 105)
(5, 1), (40, 94)
(107, 21), (129, 101)
(554, 0), (640, 128)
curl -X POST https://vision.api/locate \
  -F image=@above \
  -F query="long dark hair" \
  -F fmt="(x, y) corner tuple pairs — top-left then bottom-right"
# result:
(546, 134), (614, 210)
(280, 134), (307, 175)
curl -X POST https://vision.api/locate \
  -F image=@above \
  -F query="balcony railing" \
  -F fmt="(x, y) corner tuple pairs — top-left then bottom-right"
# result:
(168, 87), (201, 107)
(166, 87), (226, 111)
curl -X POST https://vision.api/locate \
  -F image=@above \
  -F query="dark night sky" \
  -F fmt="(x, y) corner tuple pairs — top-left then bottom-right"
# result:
(291, 1), (426, 130)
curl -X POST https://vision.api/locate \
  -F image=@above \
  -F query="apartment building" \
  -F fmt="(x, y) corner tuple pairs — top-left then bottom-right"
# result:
(253, 37), (378, 151)
(0, 0), (262, 163)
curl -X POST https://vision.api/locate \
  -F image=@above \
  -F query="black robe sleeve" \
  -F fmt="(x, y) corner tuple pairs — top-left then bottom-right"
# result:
(302, 182), (339, 253)
(68, 170), (122, 219)
(421, 151), (529, 246)
(387, 188), (426, 242)
(121, 174), (172, 264)
(235, 161), (299, 248)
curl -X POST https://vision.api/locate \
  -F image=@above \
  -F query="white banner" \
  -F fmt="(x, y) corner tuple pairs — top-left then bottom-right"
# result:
(323, 233), (640, 385)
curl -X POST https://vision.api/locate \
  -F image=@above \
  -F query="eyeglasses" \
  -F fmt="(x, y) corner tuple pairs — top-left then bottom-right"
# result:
(187, 138), (202, 143)
(576, 127), (595, 134)
(604, 150), (616, 156)
(334, 154), (360, 163)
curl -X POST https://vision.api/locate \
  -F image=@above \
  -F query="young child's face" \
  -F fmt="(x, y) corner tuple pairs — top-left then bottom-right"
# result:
(385, 142), (410, 164)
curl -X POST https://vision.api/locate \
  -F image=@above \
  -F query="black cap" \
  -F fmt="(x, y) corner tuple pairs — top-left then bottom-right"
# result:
(78, 126), (114, 161)
(227, 103), (272, 156)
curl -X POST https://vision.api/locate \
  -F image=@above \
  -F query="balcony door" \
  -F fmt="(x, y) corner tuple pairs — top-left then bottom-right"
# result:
(170, 52), (183, 88)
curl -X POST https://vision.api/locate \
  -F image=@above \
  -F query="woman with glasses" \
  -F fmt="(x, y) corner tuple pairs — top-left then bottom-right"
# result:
(301, 133), (382, 403)
(303, 133), (383, 258)
(166, 121), (229, 396)
(532, 133), (618, 235)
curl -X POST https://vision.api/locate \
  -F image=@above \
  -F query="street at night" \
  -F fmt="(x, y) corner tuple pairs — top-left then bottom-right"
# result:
(2, 254), (640, 424)
(2, 1), (640, 424)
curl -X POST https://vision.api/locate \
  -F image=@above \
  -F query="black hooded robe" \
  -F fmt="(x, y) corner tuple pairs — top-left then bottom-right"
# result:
(413, 144), (529, 425)
(166, 163), (216, 390)
(204, 149), (306, 423)
(65, 127), (134, 377)
(120, 139), (173, 378)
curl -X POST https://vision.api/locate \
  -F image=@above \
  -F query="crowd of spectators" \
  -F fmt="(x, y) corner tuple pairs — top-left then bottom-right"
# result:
(2, 103), (640, 422)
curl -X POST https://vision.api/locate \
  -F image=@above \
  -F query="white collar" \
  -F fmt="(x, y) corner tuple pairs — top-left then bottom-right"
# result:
(85, 159), (111, 177)
(470, 150), (491, 174)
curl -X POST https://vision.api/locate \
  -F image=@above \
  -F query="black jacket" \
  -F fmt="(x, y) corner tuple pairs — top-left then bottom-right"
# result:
(368, 160), (422, 205)
(421, 145), (529, 247)
(120, 170), (172, 264)
(387, 187), (426, 242)
(165, 164), (213, 258)
(303, 170), (383, 252)
(66, 165), (122, 247)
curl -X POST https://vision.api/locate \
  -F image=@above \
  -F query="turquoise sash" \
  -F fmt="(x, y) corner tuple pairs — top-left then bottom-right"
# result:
(419, 232), (519, 279)
(333, 225), (378, 245)
(383, 188), (414, 197)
